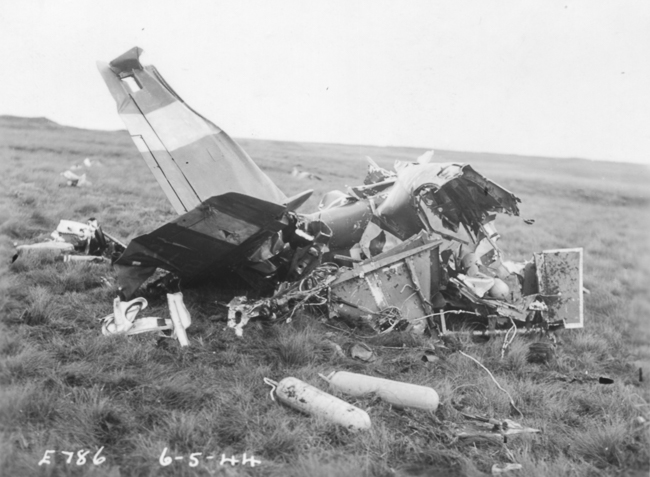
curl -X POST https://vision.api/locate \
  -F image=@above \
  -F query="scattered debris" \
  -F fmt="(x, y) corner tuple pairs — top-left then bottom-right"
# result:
(127, 317), (173, 335)
(226, 296), (259, 337)
(264, 377), (371, 431)
(527, 342), (555, 364)
(60, 170), (91, 187)
(15, 241), (74, 255)
(62, 158), (102, 185)
(223, 263), (337, 336)
(545, 371), (615, 385)
(349, 342), (377, 362)
(101, 297), (148, 335)
(84, 157), (102, 168)
(100, 293), (191, 346)
(291, 167), (322, 181)
(320, 371), (439, 411)
(491, 463), (523, 474)
(421, 349), (440, 364)
(325, 340), (346, 358)
(13, 218), (124, 263)
(63, 255), (109, 263)
(457, 413), (540, 441)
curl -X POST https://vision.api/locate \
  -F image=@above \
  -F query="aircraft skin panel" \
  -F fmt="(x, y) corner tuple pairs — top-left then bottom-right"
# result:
(114, 193), (289, 295)
(97, 47), (287, 215)
(143, 101), (219, 150)
(158, 135), (283, 206)
(130, 136), (187, 214)
(126, 64), (178, 114)
(118, 222), (239, 275)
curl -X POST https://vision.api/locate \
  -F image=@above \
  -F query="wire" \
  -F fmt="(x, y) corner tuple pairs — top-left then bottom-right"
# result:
(501, 316), (517, 359)
(459, 350), (524, 417)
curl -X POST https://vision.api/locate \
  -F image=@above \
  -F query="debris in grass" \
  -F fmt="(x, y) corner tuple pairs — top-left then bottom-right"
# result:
(349, 342), (377, 362)
(13, 217), (125, 263)
(421, 349), (439, 363)
(61, 170), (91, 187)
(291, 167), (322, 181)
(264, 377), (371, 431)
(491, 463), (523, 474)
(63, 255), (108, 263)
(101, 297), (148, 335)
(457, 413), (540, 441)
(223, 263), (336, 336)
(100, 293), (191, 345)
(527, 341), (555, 363)
(325, 340), (346, 358)
(14, 241), (74, 257)
(83, 157), (102, 168)
(226, 296), (259, 337)
(545, 371), (615, 385)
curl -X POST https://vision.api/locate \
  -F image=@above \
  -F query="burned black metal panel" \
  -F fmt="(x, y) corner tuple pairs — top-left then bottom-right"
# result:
(114, 193), (289, 297)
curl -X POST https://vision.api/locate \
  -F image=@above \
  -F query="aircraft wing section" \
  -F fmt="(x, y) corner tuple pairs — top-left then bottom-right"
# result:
(97, 47), (287, 214)
(114, 192), (289, 297)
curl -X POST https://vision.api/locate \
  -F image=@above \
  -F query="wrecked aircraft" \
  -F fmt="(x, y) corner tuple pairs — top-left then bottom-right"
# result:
(97, 47), (583, 337)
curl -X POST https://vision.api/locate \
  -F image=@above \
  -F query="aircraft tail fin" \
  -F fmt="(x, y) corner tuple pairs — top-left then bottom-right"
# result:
(97, 47), (287, 214)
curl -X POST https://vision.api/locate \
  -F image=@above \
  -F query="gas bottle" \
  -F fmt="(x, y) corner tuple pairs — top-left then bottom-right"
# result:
(320, 371), (439, 412)
(264, 377), (371, 431)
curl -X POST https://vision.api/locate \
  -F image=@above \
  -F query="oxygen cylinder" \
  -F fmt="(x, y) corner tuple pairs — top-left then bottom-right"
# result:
(321, 371), (439, 412)
(264, 377), (371, 431)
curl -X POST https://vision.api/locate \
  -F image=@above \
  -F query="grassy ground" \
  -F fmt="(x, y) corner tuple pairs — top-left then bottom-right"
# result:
(0, 115), (648, 476)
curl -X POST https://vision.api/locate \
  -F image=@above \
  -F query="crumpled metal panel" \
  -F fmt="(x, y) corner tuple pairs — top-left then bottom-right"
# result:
(533, 248), (584, 328)
(97, 47), (287, 214)
(377, 163), (520, 237)
(303, 198), (374, 251)
(115, 193), (289, 297)
(330, 235), (442, 333)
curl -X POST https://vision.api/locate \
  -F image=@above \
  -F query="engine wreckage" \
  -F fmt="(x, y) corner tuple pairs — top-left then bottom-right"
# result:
(97, 47), (584, 338)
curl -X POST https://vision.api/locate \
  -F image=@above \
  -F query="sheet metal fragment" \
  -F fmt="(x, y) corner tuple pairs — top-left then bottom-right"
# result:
(330, 235), (442, 333)
(457, 413), (540, 441)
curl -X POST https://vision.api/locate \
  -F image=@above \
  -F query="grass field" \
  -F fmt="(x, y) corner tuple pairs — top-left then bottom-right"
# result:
(0, 114), (648, 476)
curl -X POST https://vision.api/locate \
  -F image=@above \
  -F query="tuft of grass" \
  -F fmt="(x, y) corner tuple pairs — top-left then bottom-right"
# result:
(22, 286), (56, 326)
(566, 421), (632, 469)
(269, 323), (329, 368)
(0, 384), (59, 429)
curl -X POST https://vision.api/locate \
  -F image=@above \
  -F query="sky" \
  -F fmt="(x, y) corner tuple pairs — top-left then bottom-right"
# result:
(1, 0), (649, 164)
